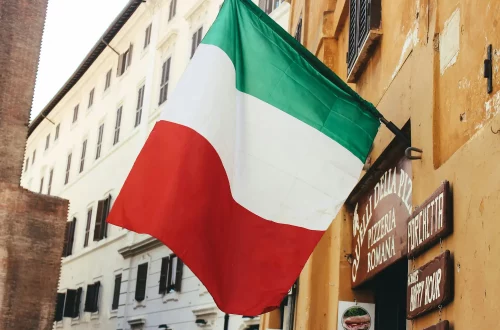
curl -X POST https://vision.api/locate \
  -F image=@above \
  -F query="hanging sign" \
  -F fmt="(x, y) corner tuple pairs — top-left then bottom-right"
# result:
(338, 301), (375, 330)
(407, 181), (453, 258)
(424, 321), (450, 330)
(351, 158), (412, 288)
(407, 251), (453, 319)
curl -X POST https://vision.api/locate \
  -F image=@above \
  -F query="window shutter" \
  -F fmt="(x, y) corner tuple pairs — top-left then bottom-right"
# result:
(191, 32), (197, 58)
(159, 256), (169, 294)
(127, 44), (133, 68)
(197, 27), (203, 46)
(174, 257), (184, 292)
(92, 281), (101, 312)
(64, 289), (77, 318)
(67, 218), (76, 256)
(347, 0), (358, 74)
(112, 274), (122, 310)
(117, 54), (124, 76)
(74, 287), (82, 318)
(101, 195), (112, 238)
(84, 284), (95, 312)
(172, 0), (177, 18)
(93, 199), (105, 241)
(135, 263), (148, 301)
(62, 222), (70, 257)
(55, 293), (66, 322)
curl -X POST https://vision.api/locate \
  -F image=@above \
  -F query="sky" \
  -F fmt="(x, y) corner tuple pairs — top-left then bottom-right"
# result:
(31, 0), (130, 120)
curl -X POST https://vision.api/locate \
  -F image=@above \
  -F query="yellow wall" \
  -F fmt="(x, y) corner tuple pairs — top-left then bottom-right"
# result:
(261, 0), (500, 329)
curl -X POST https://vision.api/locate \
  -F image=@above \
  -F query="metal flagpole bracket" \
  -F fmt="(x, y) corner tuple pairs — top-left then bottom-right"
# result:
(405, 147), (423, 160)
(379, 117), (423, 160)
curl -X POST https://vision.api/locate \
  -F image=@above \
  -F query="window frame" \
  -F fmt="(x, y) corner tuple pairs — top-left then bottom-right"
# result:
(111, 274), (122, 310)
(47, 168), (53, 195)
(135, 262), (149, 302)
(55, 123), (60, 141)
(113, 106), (123, 145)
(191, 27), (203, 58)
(144, 23), (152, 49)
(105, 69), (112, 91)
(159, 58), (171, 105)
(88, 88), (95, 108)
(45, 133), (50, 150)
(135, 85), (145, 127)
(84, 207), (92, 247)
(95, 123), (104, 160)
(72, 104), (79, 123)
(64, 152), (72, 185)
(80, 139), (87, 173)
(168, 0), (177, 21)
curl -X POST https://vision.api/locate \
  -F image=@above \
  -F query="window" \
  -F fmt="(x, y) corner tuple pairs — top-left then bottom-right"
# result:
(135, 85), (145, 127)
(295, 16), (303, 43)
(105, 69), (112, 91)
(73, 104), (79, 123)
(168, 0), (177, 21)
(135, 263), (148, 302)
(159, 254), (184, 294)
(39, 177), (44, 194)
(88, 88), (95, 108)
(191, 27), (203, 58)
(63, 218), (77, 257)
(347, 0), (382, 81)
(84, 208), (92, 247)
(84, 282), (100, 313)
(63, 288), (82, 319)
(95, 124), (104, 160)
(80, 139), (87, 173)
(112, 274), (122, 310)
(117, 44), (133, 76)
(93, 195), (112, 241)
(25, 158), (29, 172)
(144, 23), (152, 49)
(258, 0), (283, 14)
(45, 134), (50, 150)
(55, 292), (66, 322)
(47, 168), (53, 195)
(32, 149), (36, 164)
(113, 106), (122, 145)
(55, 123), (60, 141)
(159, 58), (171, 105)
(64, 153), (72, 185)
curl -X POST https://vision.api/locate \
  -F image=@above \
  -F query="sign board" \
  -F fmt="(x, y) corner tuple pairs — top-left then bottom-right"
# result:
(407, 251), (453, 319)
(407, 181), (453, 258)
(338, 301), (375, 330)
(424, 321), (450, 330)
(351, 158), (412, 288)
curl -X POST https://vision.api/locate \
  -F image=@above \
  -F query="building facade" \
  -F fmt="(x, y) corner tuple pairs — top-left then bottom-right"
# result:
(259, 0), (500, 330)
(22, 1), (289, 330)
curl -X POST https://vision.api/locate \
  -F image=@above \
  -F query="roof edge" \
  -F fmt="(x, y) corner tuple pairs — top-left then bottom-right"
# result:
(28, 0), (144, 137)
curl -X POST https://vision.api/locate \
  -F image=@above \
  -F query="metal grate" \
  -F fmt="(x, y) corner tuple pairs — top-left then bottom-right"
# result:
(358, 0), (369, 49)
(347, 0), (358, 74)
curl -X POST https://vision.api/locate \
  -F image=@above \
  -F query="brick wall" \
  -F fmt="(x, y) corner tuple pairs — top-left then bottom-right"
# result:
(0, 183), (68, 329)
(0, 0), (48, 185)
(0, 1), (70, 329)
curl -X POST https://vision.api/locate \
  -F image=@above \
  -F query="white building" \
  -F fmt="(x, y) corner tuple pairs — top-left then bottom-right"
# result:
(22, 0), (290, 330)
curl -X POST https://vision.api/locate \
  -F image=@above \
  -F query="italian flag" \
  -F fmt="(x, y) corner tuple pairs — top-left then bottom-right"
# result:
(108, 0), (380, 315)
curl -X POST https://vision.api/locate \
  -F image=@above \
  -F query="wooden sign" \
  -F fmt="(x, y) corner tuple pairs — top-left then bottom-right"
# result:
(407, 181), (453, 258)
(351, 158), (412, 288)
(424, 321), (450, 330)
(407, 251), (453, 319)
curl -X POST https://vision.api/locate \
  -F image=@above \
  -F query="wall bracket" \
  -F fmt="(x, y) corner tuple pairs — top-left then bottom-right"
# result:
(484, 44), (493, 94)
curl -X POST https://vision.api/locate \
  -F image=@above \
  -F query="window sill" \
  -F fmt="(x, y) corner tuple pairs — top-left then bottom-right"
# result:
(90, 311), (100, 320)
(140, 47), (150, 60)
(133, 300), (147, 310)
(71, 316), (81, 326)
(102, 88), (111, 99)
(162, 291), (179, 303)
(109, 309), (118, 319)
(55, 321), (63, 328)
(347, 29), (382, 83)
(118, 68), (131, 81)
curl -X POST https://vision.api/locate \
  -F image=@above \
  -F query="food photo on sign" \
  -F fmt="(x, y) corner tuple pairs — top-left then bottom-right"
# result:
(338, 301), (375, 330)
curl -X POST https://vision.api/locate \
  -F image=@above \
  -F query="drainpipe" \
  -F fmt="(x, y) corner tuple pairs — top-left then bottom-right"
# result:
(223, 314), (230, 330)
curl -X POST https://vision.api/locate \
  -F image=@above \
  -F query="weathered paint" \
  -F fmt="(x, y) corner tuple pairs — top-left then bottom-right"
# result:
(261, 0), (500, 329)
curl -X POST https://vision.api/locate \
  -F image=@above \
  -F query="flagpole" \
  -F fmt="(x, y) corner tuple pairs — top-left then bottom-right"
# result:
(223, 314), (229, 330)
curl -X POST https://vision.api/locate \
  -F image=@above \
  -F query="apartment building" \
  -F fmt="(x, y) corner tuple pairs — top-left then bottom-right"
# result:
(22, 1), (290, 329)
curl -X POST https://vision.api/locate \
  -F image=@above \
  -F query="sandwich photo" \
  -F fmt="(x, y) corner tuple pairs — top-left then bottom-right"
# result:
(342, 306), (371, 330)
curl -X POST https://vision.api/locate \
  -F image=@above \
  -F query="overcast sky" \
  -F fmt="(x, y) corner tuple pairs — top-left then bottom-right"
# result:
(31, 0), (130, 120)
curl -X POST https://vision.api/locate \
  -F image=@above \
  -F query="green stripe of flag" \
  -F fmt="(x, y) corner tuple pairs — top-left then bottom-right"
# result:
(202, 0), (381, 162)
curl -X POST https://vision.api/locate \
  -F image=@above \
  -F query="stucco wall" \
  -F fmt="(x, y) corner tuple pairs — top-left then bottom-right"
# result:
(280, 0), (500, 330)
